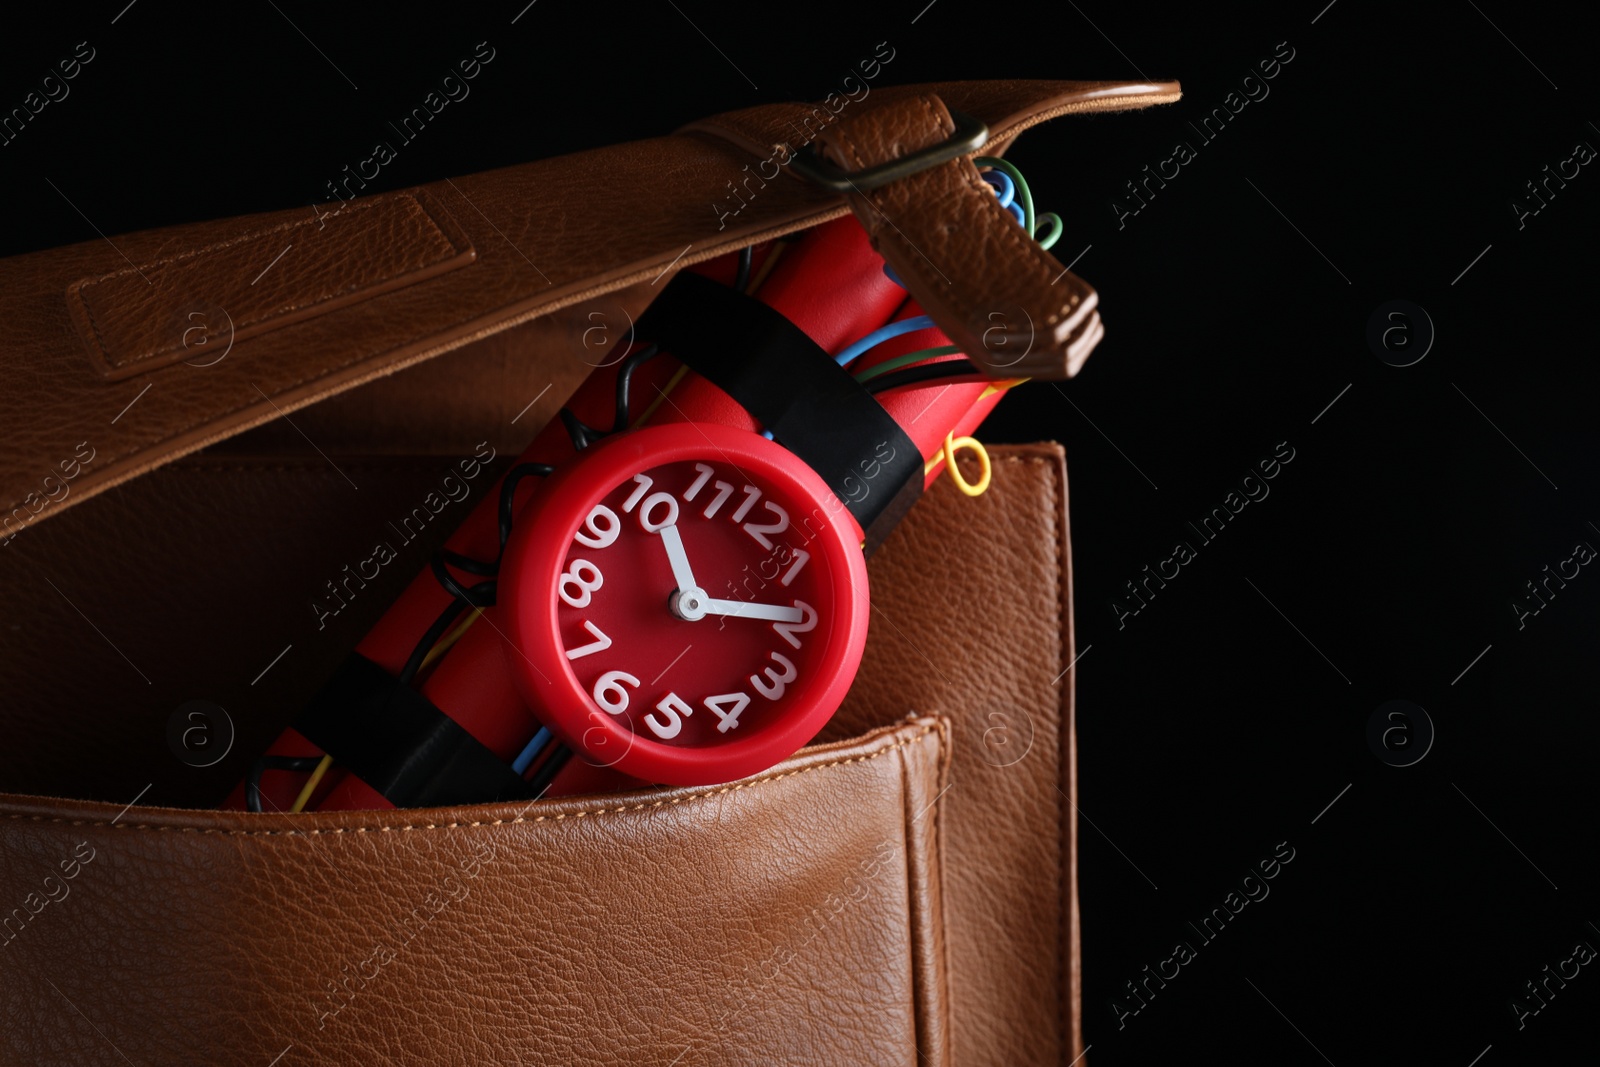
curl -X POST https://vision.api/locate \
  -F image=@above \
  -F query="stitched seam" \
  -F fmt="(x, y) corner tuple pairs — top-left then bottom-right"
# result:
(1043, 453), (1072, 1064)
(899, 728), (921, 1060)
(75, 199), (387, 295)
(4, 212), (824, 521)
(929, 715), (953, 1055)
(28, 90), (1137, 518)
(949, 159), (1081, 325)
(0, 723), (941, 837)
(75, 201), (405, 371)
(80, 198), (459, 370)
(32, 336), (465, 513)
(849, 95), (1079, 330)
(168, 463), (493, 474)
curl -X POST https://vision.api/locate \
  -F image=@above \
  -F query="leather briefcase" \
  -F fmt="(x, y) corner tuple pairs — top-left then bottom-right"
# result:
(0, 78), (1178, 1065)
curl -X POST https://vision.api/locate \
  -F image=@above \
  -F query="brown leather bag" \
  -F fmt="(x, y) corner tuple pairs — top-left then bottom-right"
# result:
(0, 79), (1177, 1065)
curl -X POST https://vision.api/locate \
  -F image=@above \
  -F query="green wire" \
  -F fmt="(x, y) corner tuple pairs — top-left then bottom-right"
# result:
(853, 345), (961, 383)
(1033, 211), (1063, 251)
(974, 155), (1034, 235)
(855, 162), (1055, 385)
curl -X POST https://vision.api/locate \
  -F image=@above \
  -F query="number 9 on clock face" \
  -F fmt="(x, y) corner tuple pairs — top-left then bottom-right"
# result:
(498, 423), (871, 786)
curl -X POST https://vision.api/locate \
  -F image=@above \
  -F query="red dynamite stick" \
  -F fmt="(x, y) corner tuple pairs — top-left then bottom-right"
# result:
(233, 215), (1014, 811)
(848, 299), (1012, 489)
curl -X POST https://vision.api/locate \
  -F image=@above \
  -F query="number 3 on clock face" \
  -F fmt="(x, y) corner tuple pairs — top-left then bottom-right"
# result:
(498, 422), (871, 787)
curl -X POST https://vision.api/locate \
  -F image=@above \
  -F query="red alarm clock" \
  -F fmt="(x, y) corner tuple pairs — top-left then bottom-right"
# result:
(499, 421), (869, 786)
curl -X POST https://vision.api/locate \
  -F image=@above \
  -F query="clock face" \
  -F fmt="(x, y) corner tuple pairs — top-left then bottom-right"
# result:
(500, 423), (870, 785)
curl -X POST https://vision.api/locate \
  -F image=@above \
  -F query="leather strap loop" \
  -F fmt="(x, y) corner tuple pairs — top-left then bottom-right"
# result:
(817, 93), (1103, 381)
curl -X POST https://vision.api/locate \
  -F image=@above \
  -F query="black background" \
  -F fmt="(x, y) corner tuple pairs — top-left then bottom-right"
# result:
(3, 2), (1597, 1063)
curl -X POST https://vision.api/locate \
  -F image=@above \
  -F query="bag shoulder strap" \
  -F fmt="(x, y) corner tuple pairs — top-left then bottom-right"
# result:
(0, 78), (1178, 535)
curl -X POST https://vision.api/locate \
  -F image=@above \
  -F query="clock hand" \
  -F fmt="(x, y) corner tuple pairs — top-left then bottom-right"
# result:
(697, 597), (806, 624)
(657, 523), (698, 594)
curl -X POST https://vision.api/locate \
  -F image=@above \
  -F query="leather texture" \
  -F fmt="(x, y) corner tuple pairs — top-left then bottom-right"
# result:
(0, 79), (1111, 1064)
(0, 78), (1177, 537)
(817, 94), (1100, 381)
(0, 718), (949, 1066)
(826, 445), (1081, 1067)
(0, 447), (1079, 1065)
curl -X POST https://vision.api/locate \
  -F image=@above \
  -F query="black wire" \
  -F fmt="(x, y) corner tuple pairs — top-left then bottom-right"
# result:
(438, 548), (497, 576)
(733, 246), (753, 293)
(560, 338), (666, 452)
(863, 359), (985, 396)
(246, 755), (326, 813)
(429, 555), (497, 608)
(612, 343), (661, 433)
(496, 462), (556, 559)
(398, 594), (474, 685)
(379, 329), (668, 803)
(613, 344), (658, 431)
(525, 744), (573, 798)
(558, 407), (603, 451)
(400, 461), (555, 686)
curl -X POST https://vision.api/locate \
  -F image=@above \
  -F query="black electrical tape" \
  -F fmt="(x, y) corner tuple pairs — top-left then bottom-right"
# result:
(294, 653), (535, 808)
(636, 269), (923, 555)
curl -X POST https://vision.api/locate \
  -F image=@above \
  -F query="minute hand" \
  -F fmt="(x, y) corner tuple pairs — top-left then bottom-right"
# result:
(698, 598), (805, 623)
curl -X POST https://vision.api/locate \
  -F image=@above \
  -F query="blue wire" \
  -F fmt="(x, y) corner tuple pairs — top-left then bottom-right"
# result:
(986, 169), (1015, 209)
(512, 725), (553, 775)
(833, 315), (936, 368)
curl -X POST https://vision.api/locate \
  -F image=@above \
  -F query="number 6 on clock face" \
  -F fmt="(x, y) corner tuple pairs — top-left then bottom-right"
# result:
(498, 423), (872, 787)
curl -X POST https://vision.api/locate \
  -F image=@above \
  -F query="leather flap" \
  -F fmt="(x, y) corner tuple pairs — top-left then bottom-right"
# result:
(0, 717), (949, 1066)
(0, 78), (1177, 540)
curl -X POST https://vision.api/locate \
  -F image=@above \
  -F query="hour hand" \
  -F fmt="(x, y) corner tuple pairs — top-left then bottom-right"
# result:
(658, 523), (698, 593)
(698, 597), (805, 623)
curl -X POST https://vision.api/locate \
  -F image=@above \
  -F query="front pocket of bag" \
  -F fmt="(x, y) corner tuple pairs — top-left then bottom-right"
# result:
(0, 716), (949, 1067)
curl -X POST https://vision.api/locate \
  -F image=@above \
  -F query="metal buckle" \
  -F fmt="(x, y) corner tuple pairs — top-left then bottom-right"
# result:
(787, 108), (988, 193)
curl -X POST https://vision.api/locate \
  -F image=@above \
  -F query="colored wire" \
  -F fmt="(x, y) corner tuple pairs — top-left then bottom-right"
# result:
(882, 159), (1043, 287)
(979, 377), (1029, 399)
(511, 726), (553, 775)
(1033, 211), (1063, 252)
(926, 434), (993, 496)
(985, 168), (1015, 209)
(246, 755), (326, 814)
(833, 315), (935, 368)
(612, 344), (664, 433)
(400, 593), (477, 684)
(289, 754), (333, 813)
(525, 744), (574, 797)
(863, 359), (985, 396)
(973, 156), (1034, 234)
(853, 345), (960, 383)
(419, 606), (483, 673)
(744, 240), (788, 295)
(631, 363), (690, 428)
(733, 246), (753, 293)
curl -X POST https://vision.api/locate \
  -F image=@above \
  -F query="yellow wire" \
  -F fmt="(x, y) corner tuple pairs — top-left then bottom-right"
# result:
(926, 433), (993, 496)
(289, 606), (485, 814)
(284, 250), (774, 818)
(420, 606), (484, 672)
(918, 376), (1024, 495)
(631, 364), (691, 428)
(289, 754), (333, 813)
(744, 241), (789, 294)
(979, 377), (1029, 399)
